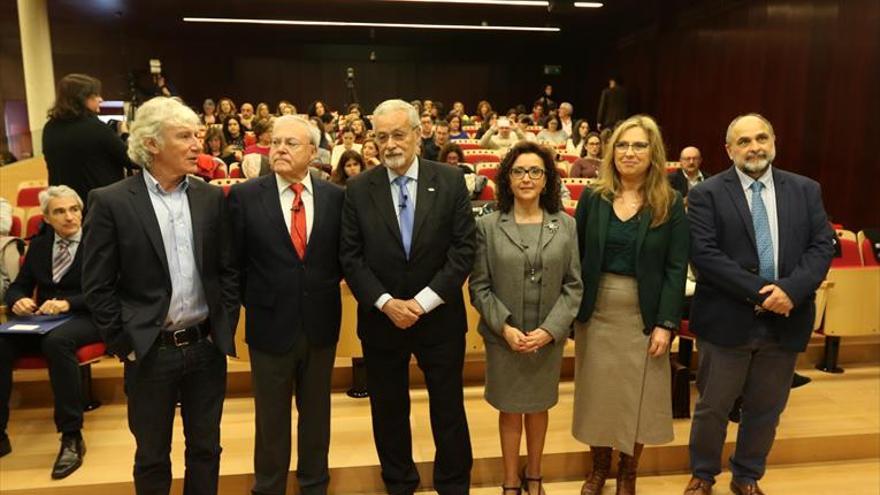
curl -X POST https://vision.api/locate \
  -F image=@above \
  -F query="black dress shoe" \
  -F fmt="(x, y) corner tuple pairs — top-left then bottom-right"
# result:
(51, 434), (85, 479)
(0, 433), (11, 458)
(791, 372), (811, 388)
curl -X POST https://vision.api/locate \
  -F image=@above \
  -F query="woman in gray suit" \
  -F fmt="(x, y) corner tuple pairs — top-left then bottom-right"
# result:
(470, 141), (583, 495)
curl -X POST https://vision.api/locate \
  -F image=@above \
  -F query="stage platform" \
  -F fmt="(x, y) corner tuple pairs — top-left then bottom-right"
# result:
(1, 357), (877, 494)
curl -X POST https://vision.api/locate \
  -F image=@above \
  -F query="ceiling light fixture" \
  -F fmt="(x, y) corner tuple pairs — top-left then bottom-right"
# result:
(385, 0), (549, 5)
(573, 2), (604, 7)
(183, 17), (560, 32)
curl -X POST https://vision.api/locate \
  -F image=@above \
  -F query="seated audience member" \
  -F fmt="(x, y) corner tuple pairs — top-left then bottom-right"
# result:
(448, 114), (469, 140)
(308, 100), (329, 121)
(216, 97), (237, 122)
(566, 120), (591, 156)
(531, 102), (547, 127)
(422, 120), (450, 161)
(570, 132), (603, 179)
(203, 127), (232, 165)
(517, 115), (538, 142)
(277, 100), (296, 116)
(505, 108), (519, 121)
(200, 98), (218, 125)
(351, 118), (368, 143)
(0, 186), (100, 478)
(669, 146), (710, 199)
(558, 102), (575, 137)
(475, 100), (493, 123)
(410, 100), (423, 116)
(451, 101), (468, 120)
(330, 127), (363, 169)
(244, 118), (273, 156)
(361, 139), (381, 169)
(332, 149), (365, 187)
(239, 102), (255, 131)
(223, 115), (246, 150)
(418, 112), (435, 149)
(476, 112), (498, 139)
(536, 115), (568, 146)
(256, 102), (272, 121)
(308, 117), (333, 165)
(480, 117), (526, 152)
(440, 143), (487, 200)
(536, 83), (558, 112)
(347, 103), (363, 121)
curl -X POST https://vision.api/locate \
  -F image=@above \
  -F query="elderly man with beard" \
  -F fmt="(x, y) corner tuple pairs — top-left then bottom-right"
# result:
(683, 114), (834, 495)
(341, 99), (475, 495)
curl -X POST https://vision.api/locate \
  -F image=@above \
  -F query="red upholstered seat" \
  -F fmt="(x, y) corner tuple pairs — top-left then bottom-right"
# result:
(564, 205), (576, 216)
(14, 342), (106, 370)
(860, 235), (878, 266)
(477, 182), (495, 201)
(465, 153), (500, 165)
(26, 213), (43, 238)
(16, 184), (46, 208)
(9, 215), (22, 237)
(559, 153), (578, 164)
(832, 238), (862, 268)
(477, 167), (498, 182)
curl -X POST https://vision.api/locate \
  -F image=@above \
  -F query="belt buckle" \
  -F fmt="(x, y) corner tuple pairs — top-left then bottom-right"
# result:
(171, 328), (190, 347)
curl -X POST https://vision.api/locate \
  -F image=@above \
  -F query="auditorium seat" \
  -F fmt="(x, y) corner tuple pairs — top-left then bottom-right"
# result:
(832, 229), (861, 268)
(228, 163), (242, 178)
(666, 161), (681, 174)
(212, 166), (227, 179)
(9, 207), (25, 237)
(558, 153), (578, 164)
(556, 166), (568, 178)
(15, 180), (47, 208)
(815, 266), (880, 373)
(450, 139), (482, 150)
(464, 149), (501, 165)
(14, 342), (107, 411)
(476, 181), (495, 201)
(858, 230), (878, 266)
(561, 178), (594, 201)
(476, 163), (498, 182)
(462, 125), (479, 139)
(25, 212), (43, 239)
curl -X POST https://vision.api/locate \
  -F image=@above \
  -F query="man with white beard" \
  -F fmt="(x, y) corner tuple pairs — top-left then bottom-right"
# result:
(683, 114), (834, 495)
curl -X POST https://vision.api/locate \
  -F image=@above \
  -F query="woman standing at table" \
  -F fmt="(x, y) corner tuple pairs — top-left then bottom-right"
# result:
(470, 141), (583, 495)
(572, 115), (688, 495)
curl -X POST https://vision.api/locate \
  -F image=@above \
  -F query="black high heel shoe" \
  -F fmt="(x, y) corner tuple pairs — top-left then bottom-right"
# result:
(521, 466), (544, 495)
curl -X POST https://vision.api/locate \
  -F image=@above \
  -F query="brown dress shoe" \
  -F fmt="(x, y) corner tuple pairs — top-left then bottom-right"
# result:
(683, 476), (714, 495)
(581, 447), (612, 495)
(730, 480), (765, 495)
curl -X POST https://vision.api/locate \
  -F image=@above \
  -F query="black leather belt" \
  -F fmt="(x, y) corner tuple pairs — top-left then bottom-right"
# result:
(159, 323), (210, 348)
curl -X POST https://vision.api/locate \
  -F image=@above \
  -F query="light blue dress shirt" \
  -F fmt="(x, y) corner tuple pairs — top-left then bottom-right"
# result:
(373, 157), (445, 314)
(143, 170), (209, 330)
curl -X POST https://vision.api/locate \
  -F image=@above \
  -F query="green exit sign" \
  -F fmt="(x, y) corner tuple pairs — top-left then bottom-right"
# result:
(543, 65), (562, 76)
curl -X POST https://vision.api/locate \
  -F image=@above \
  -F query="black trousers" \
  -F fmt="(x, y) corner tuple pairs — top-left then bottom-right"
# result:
(124, 337), (227, 495)
(0, 315), (101, 434)
(249, 332), (336, 495)
(363, 334), (473, 495)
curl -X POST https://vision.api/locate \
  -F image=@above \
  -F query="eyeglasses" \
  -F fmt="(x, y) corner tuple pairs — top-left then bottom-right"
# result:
(614, 141), (650, 154)
(271, 138), (308, 149)
(374, 126), (418, 144)
(510, 166), (546, 180)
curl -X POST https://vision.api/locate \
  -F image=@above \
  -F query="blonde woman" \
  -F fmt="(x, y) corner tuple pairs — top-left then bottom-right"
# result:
(572, 115), (689, 495)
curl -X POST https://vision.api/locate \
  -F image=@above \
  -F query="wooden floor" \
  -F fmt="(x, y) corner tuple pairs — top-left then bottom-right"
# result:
(1, 363), (878, 494)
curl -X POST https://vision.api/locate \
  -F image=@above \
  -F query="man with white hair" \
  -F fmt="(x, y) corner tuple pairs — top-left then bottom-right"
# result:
(228, 115), (345, 495)
(341, 99), (476, 495)
(479, 116), (527, 152)
(558, 102), (574, 137)
(684, 114), (834, 495)
(82, 97), (239, 495)
(0, 186), (100, 479)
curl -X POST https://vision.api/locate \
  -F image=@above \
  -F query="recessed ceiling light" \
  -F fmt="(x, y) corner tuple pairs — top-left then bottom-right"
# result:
(573, 2), (604, 7)
(182, 17), (560, 32)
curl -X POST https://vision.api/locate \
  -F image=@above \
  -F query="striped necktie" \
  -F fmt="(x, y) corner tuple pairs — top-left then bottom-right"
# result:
(749, 181), (775, 280)
(53, 238), (73, 283)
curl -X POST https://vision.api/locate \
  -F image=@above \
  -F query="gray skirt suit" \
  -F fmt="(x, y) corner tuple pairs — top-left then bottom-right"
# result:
(469, 210), (583, 413)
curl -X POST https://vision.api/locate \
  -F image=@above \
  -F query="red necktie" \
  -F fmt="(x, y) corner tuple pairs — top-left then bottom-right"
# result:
(290, 183), (307, 259)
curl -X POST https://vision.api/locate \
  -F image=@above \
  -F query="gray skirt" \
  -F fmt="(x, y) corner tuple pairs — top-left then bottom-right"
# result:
(571, 273), (673, 455)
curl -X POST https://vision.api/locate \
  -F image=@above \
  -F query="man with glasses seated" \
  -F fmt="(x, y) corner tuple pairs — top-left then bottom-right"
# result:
(0, 186), (100, 479)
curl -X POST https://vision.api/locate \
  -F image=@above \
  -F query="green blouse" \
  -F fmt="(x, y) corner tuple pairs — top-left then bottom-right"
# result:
(601, 209), (640, 276)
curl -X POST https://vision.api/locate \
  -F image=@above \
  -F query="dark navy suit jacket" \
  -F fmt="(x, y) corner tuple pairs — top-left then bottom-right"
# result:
(687, 166), (834, 352)
(228, 172), (345, 353)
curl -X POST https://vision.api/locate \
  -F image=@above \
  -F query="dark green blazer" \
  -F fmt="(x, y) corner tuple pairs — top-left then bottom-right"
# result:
(574, 189), (689, 333)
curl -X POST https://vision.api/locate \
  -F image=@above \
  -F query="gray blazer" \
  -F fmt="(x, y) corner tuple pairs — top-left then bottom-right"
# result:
(469, 210), (583, 345)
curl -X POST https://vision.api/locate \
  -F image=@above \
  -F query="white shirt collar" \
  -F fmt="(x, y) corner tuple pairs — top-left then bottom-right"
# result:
(276, 171), (314, 195)
(735, 164), (774, 192)
(55, 230), (82, 244)
(386, 156), (420, 183)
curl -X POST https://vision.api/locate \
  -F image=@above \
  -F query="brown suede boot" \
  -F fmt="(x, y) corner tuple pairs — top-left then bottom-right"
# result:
(581, 446), (613, 495)
(615, 443), (643, 495)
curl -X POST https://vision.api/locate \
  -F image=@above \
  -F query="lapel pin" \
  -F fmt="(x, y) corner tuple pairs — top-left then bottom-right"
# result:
(547, 223), (559, 232)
